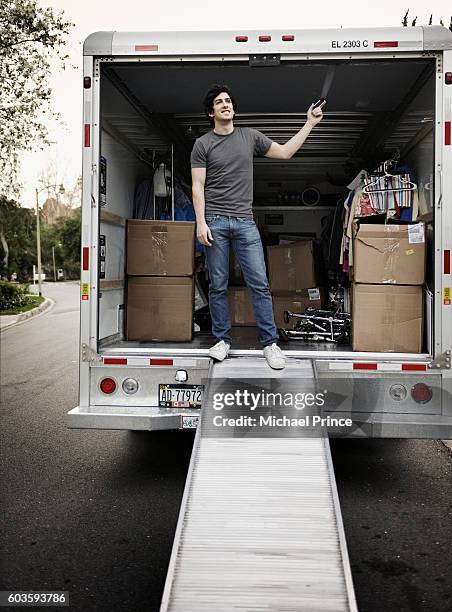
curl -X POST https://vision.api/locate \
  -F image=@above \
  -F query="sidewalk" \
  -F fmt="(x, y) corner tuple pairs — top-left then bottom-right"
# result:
(0, 297), (53, 331)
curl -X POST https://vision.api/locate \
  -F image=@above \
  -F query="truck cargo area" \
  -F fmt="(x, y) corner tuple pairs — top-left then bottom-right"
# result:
(97, 56), (436, 358)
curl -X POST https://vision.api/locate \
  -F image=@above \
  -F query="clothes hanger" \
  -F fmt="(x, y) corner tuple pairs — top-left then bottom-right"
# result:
(362, 160), (417, 194)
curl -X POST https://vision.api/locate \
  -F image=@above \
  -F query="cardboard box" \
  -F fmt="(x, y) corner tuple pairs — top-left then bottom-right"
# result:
(127, 277), (193, 341)
(228, 287), (255, 326)
(272, 289), (324, 328)
(353, 222), (425, 285)
(266, 240), (317, 292)
(127, 220), (195, 276)
(352, 284), (423, 353)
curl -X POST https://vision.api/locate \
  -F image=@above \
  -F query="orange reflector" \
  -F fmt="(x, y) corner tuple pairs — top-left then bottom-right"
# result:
(84, 124), (91, 147)
(445, 121), (451, 146)
(401, 363), (427, 372)
(135, 44), (158, 51)
(374, 41), (398, 48)
(353, 363), (377, 370)
(150, 358), (173, 366)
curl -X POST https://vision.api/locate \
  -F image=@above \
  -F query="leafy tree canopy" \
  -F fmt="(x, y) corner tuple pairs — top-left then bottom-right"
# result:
(0, 0), (73, 197)
(0, 196), (36, 280)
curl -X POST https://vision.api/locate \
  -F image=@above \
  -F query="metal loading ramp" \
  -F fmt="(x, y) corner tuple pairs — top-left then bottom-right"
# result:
(161, 358), (357, 612)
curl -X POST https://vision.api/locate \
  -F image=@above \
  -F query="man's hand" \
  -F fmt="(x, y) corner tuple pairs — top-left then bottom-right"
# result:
(307, 103), (323, 127)
(197, 220), (214, 246)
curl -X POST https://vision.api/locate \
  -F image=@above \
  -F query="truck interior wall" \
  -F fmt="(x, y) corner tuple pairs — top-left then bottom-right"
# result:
(97, 57), (437, 355)
(99, 127), (150, 342)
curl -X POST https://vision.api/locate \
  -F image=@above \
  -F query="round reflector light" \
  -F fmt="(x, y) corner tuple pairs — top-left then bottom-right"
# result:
(100, 377), (117, 395)
(122, 378), (139, 395)
(389, 384), (407, 401)
(411, 383), (432, 404)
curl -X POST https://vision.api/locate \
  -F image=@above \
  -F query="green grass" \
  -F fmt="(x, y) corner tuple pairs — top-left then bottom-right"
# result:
(0, 295), (45, 315)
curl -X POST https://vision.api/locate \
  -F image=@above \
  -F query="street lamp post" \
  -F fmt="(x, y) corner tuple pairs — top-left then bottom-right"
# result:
(52, 245), (56, 282)
(35, 188), (43, 297)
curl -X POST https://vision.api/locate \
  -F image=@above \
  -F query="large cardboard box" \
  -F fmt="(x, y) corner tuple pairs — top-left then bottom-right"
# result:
(353, 222), (425, 285)
(272, 289), (324, 328)
(352, 284), (423, 353)
(127, 220), (195, 276)
(228, 287), (255, 326)
(266, 240), (317, 292)
(127, 276), (193, 341)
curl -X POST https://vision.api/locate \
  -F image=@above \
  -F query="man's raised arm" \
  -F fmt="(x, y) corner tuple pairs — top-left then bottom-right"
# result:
(265, 103), (323, 160)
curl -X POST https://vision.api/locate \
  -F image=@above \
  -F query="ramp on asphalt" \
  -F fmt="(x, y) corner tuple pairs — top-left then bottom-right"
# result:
(161, 357), (357, 611)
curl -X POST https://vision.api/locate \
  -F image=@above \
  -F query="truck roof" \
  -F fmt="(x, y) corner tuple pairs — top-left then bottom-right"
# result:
(84, 26), (452, 56)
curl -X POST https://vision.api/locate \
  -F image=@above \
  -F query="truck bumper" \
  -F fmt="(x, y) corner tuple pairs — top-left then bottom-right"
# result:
(66, 406), (452, 437)
(66, 405), (200, 431)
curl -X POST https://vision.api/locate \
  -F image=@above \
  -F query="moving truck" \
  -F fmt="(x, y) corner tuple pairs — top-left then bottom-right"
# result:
(67, 26), (452, 436)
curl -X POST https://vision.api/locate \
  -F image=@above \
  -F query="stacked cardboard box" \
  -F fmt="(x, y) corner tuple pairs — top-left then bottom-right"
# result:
(126, 220), (195, 341)
(228, 287), (255, 326)
(226, 240), (324, 329)
(352, 221), (426, 352)
(266, 240), (324, 329)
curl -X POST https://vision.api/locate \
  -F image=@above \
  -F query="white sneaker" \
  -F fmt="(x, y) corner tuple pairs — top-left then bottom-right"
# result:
(209, 340), (230, 361)
(263, 343), (286, 370)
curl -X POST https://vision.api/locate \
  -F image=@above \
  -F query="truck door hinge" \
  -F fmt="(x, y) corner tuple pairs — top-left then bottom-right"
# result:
(81, 343), (102, 363)
(428, 350), (451, 370)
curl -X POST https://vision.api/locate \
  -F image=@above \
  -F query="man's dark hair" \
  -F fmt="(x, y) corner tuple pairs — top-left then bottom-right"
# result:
(203, 84), (237, 125)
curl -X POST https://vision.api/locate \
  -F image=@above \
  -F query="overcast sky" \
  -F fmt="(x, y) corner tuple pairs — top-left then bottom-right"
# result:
(19, 0), (450, 207)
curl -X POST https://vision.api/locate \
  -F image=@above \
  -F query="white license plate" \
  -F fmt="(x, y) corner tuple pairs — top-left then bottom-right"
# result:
(182, 416), (199, 429)
(159, 384), (204, 408)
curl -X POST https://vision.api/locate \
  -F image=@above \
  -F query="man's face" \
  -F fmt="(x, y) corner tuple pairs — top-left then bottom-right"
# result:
(209, 92), (234, 123)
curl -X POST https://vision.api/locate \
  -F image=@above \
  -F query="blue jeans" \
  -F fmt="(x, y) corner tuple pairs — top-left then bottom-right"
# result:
(204, 214), (278, 347)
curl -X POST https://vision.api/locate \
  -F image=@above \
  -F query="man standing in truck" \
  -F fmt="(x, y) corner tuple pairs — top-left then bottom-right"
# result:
(191, 84), (323, 369)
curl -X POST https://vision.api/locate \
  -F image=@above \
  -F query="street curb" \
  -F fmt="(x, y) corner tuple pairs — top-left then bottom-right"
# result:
(0, 297), (54, 331)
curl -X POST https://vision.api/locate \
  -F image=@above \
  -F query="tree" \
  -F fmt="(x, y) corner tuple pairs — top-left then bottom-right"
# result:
(0, 196), (36, 280)
(40, 208), (81, 279)
(402, 9), (452, 30)
(0, 0), (73, 196)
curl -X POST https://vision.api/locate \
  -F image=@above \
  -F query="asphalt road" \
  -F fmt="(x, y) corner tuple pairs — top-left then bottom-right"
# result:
(1, 282), (451, 612)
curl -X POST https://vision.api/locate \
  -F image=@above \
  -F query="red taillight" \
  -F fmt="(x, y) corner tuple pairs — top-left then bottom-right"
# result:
(259, 35), (271, 42)
(235, 36), (248, 42)
(445, 72), (452, 84)
(282, 35), (295, 41)
(84, 76), (91, 89)
(411, 383), (432, 404)
(100, 377), (117, 395)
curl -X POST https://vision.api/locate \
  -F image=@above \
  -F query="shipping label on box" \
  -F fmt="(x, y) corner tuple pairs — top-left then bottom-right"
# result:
(272, 289), (324, 328)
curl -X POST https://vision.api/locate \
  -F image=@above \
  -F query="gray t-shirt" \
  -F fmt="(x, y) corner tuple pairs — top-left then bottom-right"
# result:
(190, 126), (272, 218)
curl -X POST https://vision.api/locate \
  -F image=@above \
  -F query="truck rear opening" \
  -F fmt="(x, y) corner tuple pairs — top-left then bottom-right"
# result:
(69, 27), (452, 435)
(96, 55), (436, 358)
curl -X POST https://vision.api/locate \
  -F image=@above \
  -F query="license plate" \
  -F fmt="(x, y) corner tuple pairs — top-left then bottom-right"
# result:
(182, 415), (199, 429)
(159, 384), (204, 408)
